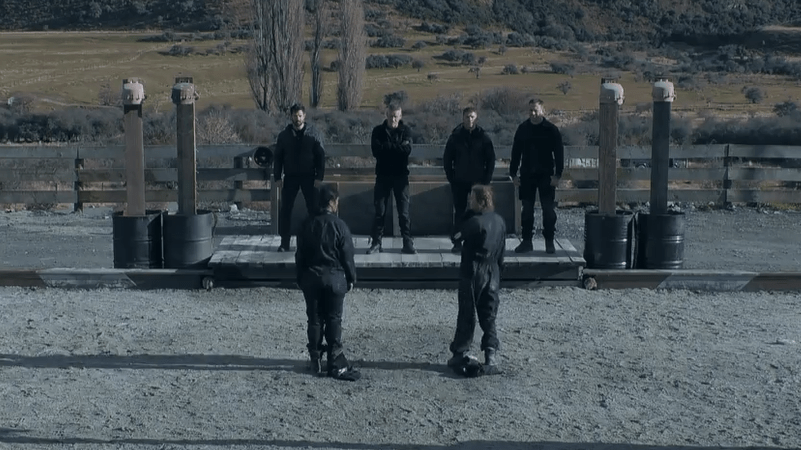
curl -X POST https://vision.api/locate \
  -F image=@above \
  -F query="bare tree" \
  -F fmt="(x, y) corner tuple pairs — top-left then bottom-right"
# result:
(246, 0), (305, 113)
(337, 0), (366, 111)
(309, 0), (329, 108)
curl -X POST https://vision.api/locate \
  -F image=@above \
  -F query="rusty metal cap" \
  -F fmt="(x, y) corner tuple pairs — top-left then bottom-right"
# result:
(121, 78), (145, 106)
(652, 79), (676, 102)
(171, 82), (199, 105)
(599, 79), (625, 105)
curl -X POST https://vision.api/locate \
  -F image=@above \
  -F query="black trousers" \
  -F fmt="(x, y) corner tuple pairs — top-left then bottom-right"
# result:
(519, 175), (557, 241)
(371, 175), (411, 241)
(279, 175), (317, 244)
(450, 265), (500, 355)
(450, 181), (473, 241)
(299, 271), (347, 360)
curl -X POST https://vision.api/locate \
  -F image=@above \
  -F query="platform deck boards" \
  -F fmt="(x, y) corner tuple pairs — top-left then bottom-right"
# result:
(209, 236), (584, 285)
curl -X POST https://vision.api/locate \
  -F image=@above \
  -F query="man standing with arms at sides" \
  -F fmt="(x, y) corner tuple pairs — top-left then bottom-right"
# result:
(443, 106), (496, 253)
(448, 185), (506, 376)
(509, 98), (564, 254)
(295, 184), (360, 381)
(273, 103), (326, 252)
(367, 103), (417, 255)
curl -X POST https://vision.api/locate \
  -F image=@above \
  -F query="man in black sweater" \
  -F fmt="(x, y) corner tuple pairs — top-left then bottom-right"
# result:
(443, 106), (496, 253)
(367, 104), (416, 255)
(448, 184), (506, 375)
(295, 184), (360, 381)
(273, 103), (326, 252)
(509, 98), (564, 254)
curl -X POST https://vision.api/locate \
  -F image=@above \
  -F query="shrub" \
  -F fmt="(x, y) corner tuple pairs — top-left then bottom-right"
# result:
(743, 86), (764, 104)
(550, 61), (575, 76)
(501, 64), (519, 75)
(412, 59), (425, 72)
(372, 35), (405, 48)
(774, 100), (799, 117)
(411, 41), (427, 50)
(557, 80), (572, 95)
(478, 87), (526, 116)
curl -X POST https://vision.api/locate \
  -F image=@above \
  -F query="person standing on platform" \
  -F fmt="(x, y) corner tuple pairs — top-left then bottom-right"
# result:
(367, 103), (417, 255)
(443, 106), (496, 253)
(273, 103), (326, 252)
(448, 184), (506, 376)
(509, 98), (564, 254)
(295, 184), (360, 381)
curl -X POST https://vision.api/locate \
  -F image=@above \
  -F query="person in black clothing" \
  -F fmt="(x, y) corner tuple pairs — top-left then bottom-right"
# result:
(367, 104), (416, 255)
(509, 98), (564, 254)
(448, 184), (506, 375)
(443, 106), (496, 254)
(295, 184), (360, 381)
(273, 103), (326, 252)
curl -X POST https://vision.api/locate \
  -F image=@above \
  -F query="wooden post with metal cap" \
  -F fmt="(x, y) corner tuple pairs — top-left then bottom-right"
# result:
(122, 78), (146, 217)
(171, 76), (199, 216)
(650, 79), (675, 215)
(598, 78), (624, 215)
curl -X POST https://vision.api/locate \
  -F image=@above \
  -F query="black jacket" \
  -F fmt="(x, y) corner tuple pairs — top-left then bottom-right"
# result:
(454, 211), (506, 278)
(443, 124), (495, 185)
(295, 210), (357, 286)
(510, 118), (564, 178)
(371, 120), (412, 177)
(274, 124), (326, 181)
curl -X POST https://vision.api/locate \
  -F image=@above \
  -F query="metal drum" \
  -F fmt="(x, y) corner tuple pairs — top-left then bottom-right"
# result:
(583, 210), (634, 269)
(636, 212), (685, 269)
(112, 210), (164, 269)
(163, 210), (214, 269)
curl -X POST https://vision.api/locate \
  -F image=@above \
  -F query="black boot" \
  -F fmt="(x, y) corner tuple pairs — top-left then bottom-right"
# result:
(447, 352), (467, 368)
(514, 239), (533, 253)
(309, 351), (323, 375)
(545, 238), (556, 254)
(402, 238), (417, 254)
(366, 238), (382, 254)
(483, 347), (503, 375)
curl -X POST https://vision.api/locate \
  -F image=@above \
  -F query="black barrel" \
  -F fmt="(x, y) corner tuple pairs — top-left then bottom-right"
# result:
(163, 210), (214, 269)
(636, 212), (685, 269)
(112, 210), (164, 269)
(583, 210), (634, 269)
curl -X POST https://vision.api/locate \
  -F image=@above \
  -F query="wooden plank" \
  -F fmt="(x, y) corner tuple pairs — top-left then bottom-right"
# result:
(0, 191), (76, 204)
(0, 146), (78, 159)
(0, 168), (75, 182)
(619, 144), (727, 159)
(726, 189), (801, 204)
(566, 168), (726, 182)
(78, 168), (272, 183)
(77, 189), (271, 203)
(728, 144), (801, 159)
(123, 104), (146, 216)
(727, 167), (801, 182)
(556, 188), (724, 203)
(598, 101), (620, 215)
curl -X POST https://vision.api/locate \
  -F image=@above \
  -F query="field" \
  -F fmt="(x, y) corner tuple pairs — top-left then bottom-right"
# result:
(2, 29), (801, 117)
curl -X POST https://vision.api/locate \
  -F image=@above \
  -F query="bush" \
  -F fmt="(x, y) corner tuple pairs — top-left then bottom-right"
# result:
(366, 54), (413, 69)
(743, 86), (764, 104)
(477, 87), (526, 116)
(774, 100), (799, 118)
(557, 80), (572, 95)
(411, 41), (427, 50)
(550, 61), (575, 76)
(501, 64), (519, 75)
(412, 59), (425, 72)
(372, 35), (405, 48)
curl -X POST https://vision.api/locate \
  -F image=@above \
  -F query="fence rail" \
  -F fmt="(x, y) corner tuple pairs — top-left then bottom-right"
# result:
(0, 144), (799, 208)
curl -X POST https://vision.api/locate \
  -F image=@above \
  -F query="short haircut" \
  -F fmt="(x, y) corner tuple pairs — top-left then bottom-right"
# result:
(463, 106), (477, 115)
(471, 184), (494, 213)
(317, 183), (339, 210)
(529, 97), (544, 106)
(387, 103), (402, 113)
(289, 103), (306, 114)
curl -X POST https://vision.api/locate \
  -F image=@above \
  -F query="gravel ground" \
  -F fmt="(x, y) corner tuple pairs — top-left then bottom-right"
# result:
(0, 206), (800, 449)
(0, 204), (798, 272)
(1, 286), (800, 449)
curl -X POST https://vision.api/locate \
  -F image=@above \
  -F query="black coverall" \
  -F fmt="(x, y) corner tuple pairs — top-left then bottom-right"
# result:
(274, 124), (326, 246)
(443, 124), (495, 241)
(370, 120), (413, 243)
(510, 118), (564, 241)
(295, 210), (357, 371)
(450, 210), (507, 355)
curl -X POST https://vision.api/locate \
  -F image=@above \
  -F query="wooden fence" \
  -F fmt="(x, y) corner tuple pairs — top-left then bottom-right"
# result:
(0, 143), (800, 209)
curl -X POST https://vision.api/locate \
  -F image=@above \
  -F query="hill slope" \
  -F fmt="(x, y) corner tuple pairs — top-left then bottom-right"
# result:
(0, 0), (799, 44)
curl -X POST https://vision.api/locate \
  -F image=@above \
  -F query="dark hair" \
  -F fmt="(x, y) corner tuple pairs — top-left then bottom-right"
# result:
(317, 183), (339, 211)
(386, 103), (402, 113)
(462, 106), (477, 115)
(471, 184), (494, 213)
(529, 97), (543, 106)
(289, 103), (306, 114)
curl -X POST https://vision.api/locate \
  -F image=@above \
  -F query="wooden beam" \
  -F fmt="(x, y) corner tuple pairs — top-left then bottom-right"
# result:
(172, 77), (198, 215)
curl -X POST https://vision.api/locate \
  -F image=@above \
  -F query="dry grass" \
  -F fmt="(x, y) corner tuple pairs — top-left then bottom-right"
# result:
(2, 30), (800, 120)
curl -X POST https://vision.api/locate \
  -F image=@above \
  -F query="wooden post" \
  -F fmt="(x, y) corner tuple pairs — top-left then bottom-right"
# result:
(598, 78), (624, 215)
(171, 77), (199, 216)
(73, 156), (83, 212)
(121, 78), (146, 216)
(233, 156), (245, 210)
(650, 79), (675, 215)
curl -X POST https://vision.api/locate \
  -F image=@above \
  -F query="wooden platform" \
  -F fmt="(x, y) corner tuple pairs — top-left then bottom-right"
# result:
(208, 236), (585, 288)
